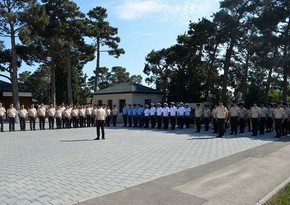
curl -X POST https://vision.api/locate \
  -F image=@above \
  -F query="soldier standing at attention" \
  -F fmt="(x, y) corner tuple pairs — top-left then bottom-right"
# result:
(28, 104), (37, 131)
(229, 101), (239, 135)
(156, 103), (163, 129)
(47, 104), (56, 130)
(7, 104), (17, 132)
(127, 104), (133, 127)
(184, 104), (191, 129)
(162, 103), (170, 129)
(37, 103), (46, 130)
(238, 103), (247, 133)
(144, 104), (150, 128)
(150, 103), (157, 128)
(94, 105), (107, 140)
(112, 105), (118, 126)
(212, 104), (218, 133)
(214, 101), (228, 138)
(273, 102), (284, 138)
(19, 105), (28, 131)
(55, 106), (63, 129)
(203, 104), (211, 132)
(0, 103), (6, 132)
(169, 102), (177, 130)
(85, 104), (92, 127)
(71, 105), (79, 128)
(177, 103), (185, 129)
(250, 102), (260, 136)
(105, 105), (112, 127)
(122, 104), (128, 127)
(132, 104), (138, 127)
(137, 104), (144, 127)
(282, 103), (289, 136)
(195, 104), (202, 132)
(259, 103), (267, 135)
(63, 105), (71, 129)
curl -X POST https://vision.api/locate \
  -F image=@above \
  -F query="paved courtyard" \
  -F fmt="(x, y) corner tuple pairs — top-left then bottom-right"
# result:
(0, 124), (278, 205)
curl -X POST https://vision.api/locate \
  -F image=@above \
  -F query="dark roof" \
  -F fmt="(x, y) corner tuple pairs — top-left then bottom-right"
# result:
(0, 80), (31, 92)
(94, 82), (164, 95)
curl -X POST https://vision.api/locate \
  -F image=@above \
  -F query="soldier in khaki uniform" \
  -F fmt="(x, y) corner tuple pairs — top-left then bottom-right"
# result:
(195, 104), (202, 132)
(19, 105), (28, 131)
(214, 101), (228, 138)
(229, 101), (239, 135)
(250, 102), (260, 136)
(28, 104), (37, 131)
(112, 105), (118, 126)
(7, 104), (17, 132)
(0, 103), (6, 132)
(273, 102), (284, 138)
(94, 105), (107, 140)
(37, 103), (46, 130)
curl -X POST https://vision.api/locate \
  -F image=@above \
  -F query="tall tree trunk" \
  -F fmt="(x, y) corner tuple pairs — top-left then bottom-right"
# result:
(265, 67), (273, 102)
(94, 37), (100, 92)
(205, 43), (218, 101)
(66, 47), (73, 104)
(282, 45), (289, 102)
(10, 22), (20, 110)
(50, 63), (56, 106)
(222, 39), (235, 102)
(241, 51), (250, 102)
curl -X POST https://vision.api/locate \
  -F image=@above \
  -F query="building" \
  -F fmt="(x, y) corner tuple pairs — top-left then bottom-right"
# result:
(93, 82), (164, 112)
(0, 80), (32, 110)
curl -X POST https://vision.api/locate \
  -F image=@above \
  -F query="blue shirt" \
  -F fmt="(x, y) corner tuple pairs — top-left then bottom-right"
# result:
(123, 107), (128, 115)
(127, 108), (133, 115)
(137, 108), (144, 115)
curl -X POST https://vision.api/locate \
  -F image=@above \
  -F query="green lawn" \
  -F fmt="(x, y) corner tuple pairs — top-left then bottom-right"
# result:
(265, 183), (290, 205)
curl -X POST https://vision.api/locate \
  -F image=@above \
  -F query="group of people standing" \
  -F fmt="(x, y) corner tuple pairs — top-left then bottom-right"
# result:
(0, 100), (289, 139)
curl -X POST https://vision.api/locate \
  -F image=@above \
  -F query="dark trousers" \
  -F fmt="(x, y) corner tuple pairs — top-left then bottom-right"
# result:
(282, 119), (288, 136)
(163, 117), (169, 129)
(213, 118), (218, 133)
(178, 116), (184, 129)
(157, 116), (162, 128)
(0, 116), (4, 132)
(133, 116), (138, 127)
(62, 118), (66, 128)
(170, 116), (176, 130)
(87, 116), (91, 127)
(48, 116), (54, 129)
(138, 116), (143, 127)
(39, 116), (45, 130)
(72, 117), (78, 128)
(151, 116), (156, 128)
(230, 116), (238, 134)
(106, 116), (111, 126)
(79, 116), (84, 127)
(56, 117), (62, 129)
(204, 117), (209, 131)
(275, 119), (283, 137)
(252, 118), (258, 136)
(128, 115), (132, 127)
(144, 116), (149, 128)
(259, 117), (266, 134)
(65, 117), (70, 128)
(195, 117), (201, 132)
(113, 115), (117, 126)
(29, 116), (36, 130)
(96, 120), (105, 139)
(20, 117), (26, 131)
(185, 116), (190, 128)
(123, 114), (128, 126)
(217, 118), (225, 137)
(239, 118), (245, 133)
(91, 116), (95, 127)
(9, 117), (15, 131)
(266, 118), (273, 132)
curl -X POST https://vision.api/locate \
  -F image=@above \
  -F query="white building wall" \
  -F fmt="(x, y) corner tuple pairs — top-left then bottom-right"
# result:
(132, 93), (163, 105)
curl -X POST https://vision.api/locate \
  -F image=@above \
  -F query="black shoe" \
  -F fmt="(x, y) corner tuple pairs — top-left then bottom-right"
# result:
(102, 137), (105, 140)
(94, 138), (100, 140)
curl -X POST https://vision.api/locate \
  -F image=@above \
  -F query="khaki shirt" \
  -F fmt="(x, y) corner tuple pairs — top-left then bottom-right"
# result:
(28, 108), (37, 117)
(203, 108), (211, 118)
(0, 107), (6, 117)
(215, 106), (228, 119)
(95, 108), (107, 120)
(273, 108), (284, 119)
(19, 109), (28, 118)
(250, 106), (260, 118)
(112, 108), (118, 116)
(260, 107), (267, 118)
(38, 107), (46, 117)
(55, 109), (63, 118)
(47, 108), (56, 117)
(230, 106), (239, 117)
(195, 108), (202, 118)
(7, 108), (17, 118)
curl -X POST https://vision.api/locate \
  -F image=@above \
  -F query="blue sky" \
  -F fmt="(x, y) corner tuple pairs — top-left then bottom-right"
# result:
(1, 0), (221, 84)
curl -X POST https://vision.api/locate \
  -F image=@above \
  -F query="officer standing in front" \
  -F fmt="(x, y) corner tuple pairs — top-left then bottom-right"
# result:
(94, 105), (107, 140)
(214, 101), (228, 138)
(273, 102), (284, 138)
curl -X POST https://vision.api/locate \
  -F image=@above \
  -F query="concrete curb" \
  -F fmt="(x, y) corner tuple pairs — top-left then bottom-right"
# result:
(255, 176), (290, 205)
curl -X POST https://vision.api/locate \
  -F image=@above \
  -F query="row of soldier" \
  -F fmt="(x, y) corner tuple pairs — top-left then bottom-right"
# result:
(0, 101), (289, 138)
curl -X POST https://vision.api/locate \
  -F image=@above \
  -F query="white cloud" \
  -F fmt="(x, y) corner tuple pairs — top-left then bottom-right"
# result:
(114, 0), (220, 25)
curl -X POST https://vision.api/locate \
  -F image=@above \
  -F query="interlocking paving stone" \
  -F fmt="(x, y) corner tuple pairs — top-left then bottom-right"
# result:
(0, 123), (278, 205)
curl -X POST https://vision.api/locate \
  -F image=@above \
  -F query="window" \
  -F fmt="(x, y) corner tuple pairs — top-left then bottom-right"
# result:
(108, 100), (112, 109)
